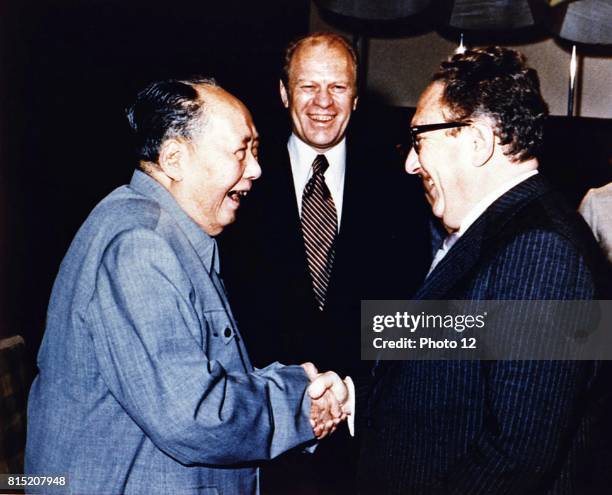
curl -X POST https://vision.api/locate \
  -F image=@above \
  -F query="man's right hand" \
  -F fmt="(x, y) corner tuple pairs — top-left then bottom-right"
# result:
(301, 363), (351, 439)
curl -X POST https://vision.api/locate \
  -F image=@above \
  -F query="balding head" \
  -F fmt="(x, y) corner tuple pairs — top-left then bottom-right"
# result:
(191, 83), (253, 132)
(127, 78), (260, 235)
(126, 77), (219, 170)
(282, 32), (357, 89)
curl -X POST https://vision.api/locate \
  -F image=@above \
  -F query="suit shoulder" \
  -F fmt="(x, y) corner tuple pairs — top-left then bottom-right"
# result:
(482, 228), (597, 299)
(86, 185), (163, 234)
(48, 185), (177, 317)
(65, 185), (168, 265)
(471, 184), (606, 298)
(496, 187), (601, 263)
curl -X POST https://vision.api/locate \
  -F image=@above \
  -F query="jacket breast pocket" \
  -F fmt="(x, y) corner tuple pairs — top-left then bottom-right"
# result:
(202, 310), (245, 372)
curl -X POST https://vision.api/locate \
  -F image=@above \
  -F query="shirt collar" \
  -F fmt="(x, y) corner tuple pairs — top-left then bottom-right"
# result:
(129, 169), (219, 274)
(287, 134), (347, 226)
(287, 133), (346, 191)
(457, 169), (539, 237)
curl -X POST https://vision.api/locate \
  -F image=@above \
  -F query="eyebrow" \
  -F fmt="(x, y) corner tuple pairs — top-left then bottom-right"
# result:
(295, 79), (350, 85)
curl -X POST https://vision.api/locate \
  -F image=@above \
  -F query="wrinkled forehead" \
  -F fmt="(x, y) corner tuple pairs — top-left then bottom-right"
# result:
(289, 41), (356, 82)
(196, 85), (257, 138)
(412, 82), (449, 125)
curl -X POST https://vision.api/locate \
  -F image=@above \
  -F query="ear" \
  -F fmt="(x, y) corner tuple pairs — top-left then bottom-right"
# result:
(279, 80), (289, 108)
(352, 95), (359, 111)
(158, 139), (186, 182)
(469, 122), (495, 168)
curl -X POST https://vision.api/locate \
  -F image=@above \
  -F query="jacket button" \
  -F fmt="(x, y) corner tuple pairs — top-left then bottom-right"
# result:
(224, 327), (232, 338)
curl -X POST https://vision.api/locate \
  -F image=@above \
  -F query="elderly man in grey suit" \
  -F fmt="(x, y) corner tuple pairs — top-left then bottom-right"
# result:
(25, 78), (351, 495)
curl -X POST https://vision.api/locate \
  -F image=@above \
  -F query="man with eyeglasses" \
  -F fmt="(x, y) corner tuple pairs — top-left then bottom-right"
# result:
(355, 47), (611, 494)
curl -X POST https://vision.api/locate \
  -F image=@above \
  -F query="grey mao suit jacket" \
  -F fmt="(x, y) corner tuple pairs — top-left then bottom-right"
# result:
(26, 170), (315, 495)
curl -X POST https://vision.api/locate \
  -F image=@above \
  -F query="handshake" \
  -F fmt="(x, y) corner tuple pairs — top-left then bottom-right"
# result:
(301, 363), (354, 440)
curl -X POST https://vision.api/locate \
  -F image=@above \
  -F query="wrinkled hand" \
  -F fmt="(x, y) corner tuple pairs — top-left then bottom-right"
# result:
(301, 363), (349, 440)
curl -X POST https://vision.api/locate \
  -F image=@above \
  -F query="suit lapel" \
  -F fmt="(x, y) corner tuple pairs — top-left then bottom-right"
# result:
(335, 139), (377, 243)
(416, 218), (486, 299)
(415, 175), (551, 300)
(337, 142), (359, 238)
(261, 143), (319, 310)
(325, 141), (363, 307)
(371, 176), (552, 404)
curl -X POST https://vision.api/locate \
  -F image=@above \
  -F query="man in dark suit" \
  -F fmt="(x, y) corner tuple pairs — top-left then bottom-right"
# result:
(220, 33), (430, 494)
(357, 47), (611, 494)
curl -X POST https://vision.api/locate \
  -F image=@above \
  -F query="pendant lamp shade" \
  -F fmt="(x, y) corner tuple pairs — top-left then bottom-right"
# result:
(314, 0), (432, 21)
(448, 0), (537, 30)
(552, 0), (612, 45)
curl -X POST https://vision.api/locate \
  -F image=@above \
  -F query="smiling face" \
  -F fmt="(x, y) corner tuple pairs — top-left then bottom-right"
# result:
(175, 87), (261, 236)
(280, 41), (357, 153)
(404, 82), (475, 231)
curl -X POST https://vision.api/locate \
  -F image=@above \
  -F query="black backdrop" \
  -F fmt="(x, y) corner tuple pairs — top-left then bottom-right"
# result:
(0, 0), (310, 371)
(1, 0), (611, 379)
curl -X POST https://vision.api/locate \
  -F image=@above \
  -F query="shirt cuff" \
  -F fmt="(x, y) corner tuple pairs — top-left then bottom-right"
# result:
(344, 376), (356, 437)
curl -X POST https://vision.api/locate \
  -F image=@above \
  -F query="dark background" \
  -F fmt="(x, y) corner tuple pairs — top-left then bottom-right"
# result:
(1, 0), (611, 379)
(0, 0), (311, 372)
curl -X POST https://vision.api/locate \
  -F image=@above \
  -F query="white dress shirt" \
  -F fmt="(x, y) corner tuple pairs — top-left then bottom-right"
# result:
(427, 169), (539, 276)
(287, 134), (346, 229)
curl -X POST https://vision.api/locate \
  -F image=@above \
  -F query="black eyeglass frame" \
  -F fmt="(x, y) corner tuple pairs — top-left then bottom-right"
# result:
(409, 122), (470, 153)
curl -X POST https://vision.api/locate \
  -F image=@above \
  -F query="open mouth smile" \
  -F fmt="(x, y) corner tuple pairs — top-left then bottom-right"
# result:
(308, 114), (336, 123)
(227, 189), (249, 205)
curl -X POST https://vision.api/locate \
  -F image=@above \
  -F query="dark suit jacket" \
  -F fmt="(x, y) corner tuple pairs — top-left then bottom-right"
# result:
(220, 132), (431, 376)
(219, 131), (431, 494)
(358, 175), (612, 495)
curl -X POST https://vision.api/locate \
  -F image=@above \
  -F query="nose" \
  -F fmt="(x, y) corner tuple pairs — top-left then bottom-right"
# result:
(404, 147), (421, 175)
(313, 88), (332, 108)
(245, 153), (262, 181)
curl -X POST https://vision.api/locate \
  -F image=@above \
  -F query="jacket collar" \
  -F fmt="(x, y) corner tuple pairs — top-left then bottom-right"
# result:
(415, 174), (551, 300)
(129, 169), (219, 274)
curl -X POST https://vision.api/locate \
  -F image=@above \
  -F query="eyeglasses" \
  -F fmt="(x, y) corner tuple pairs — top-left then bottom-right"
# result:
(409, 122), (470, 154)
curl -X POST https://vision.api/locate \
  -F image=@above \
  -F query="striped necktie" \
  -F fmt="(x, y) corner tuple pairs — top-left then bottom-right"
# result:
(301, 154), (338, 311)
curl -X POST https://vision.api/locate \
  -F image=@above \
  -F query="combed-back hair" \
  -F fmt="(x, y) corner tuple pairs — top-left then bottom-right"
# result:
(433, 46), (549, 162)
(126, 77), (217, 165)
(281, 32), (358, 88)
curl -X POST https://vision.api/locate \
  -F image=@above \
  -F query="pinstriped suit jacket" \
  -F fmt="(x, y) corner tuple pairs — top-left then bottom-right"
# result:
(358, 175), (612, 495)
